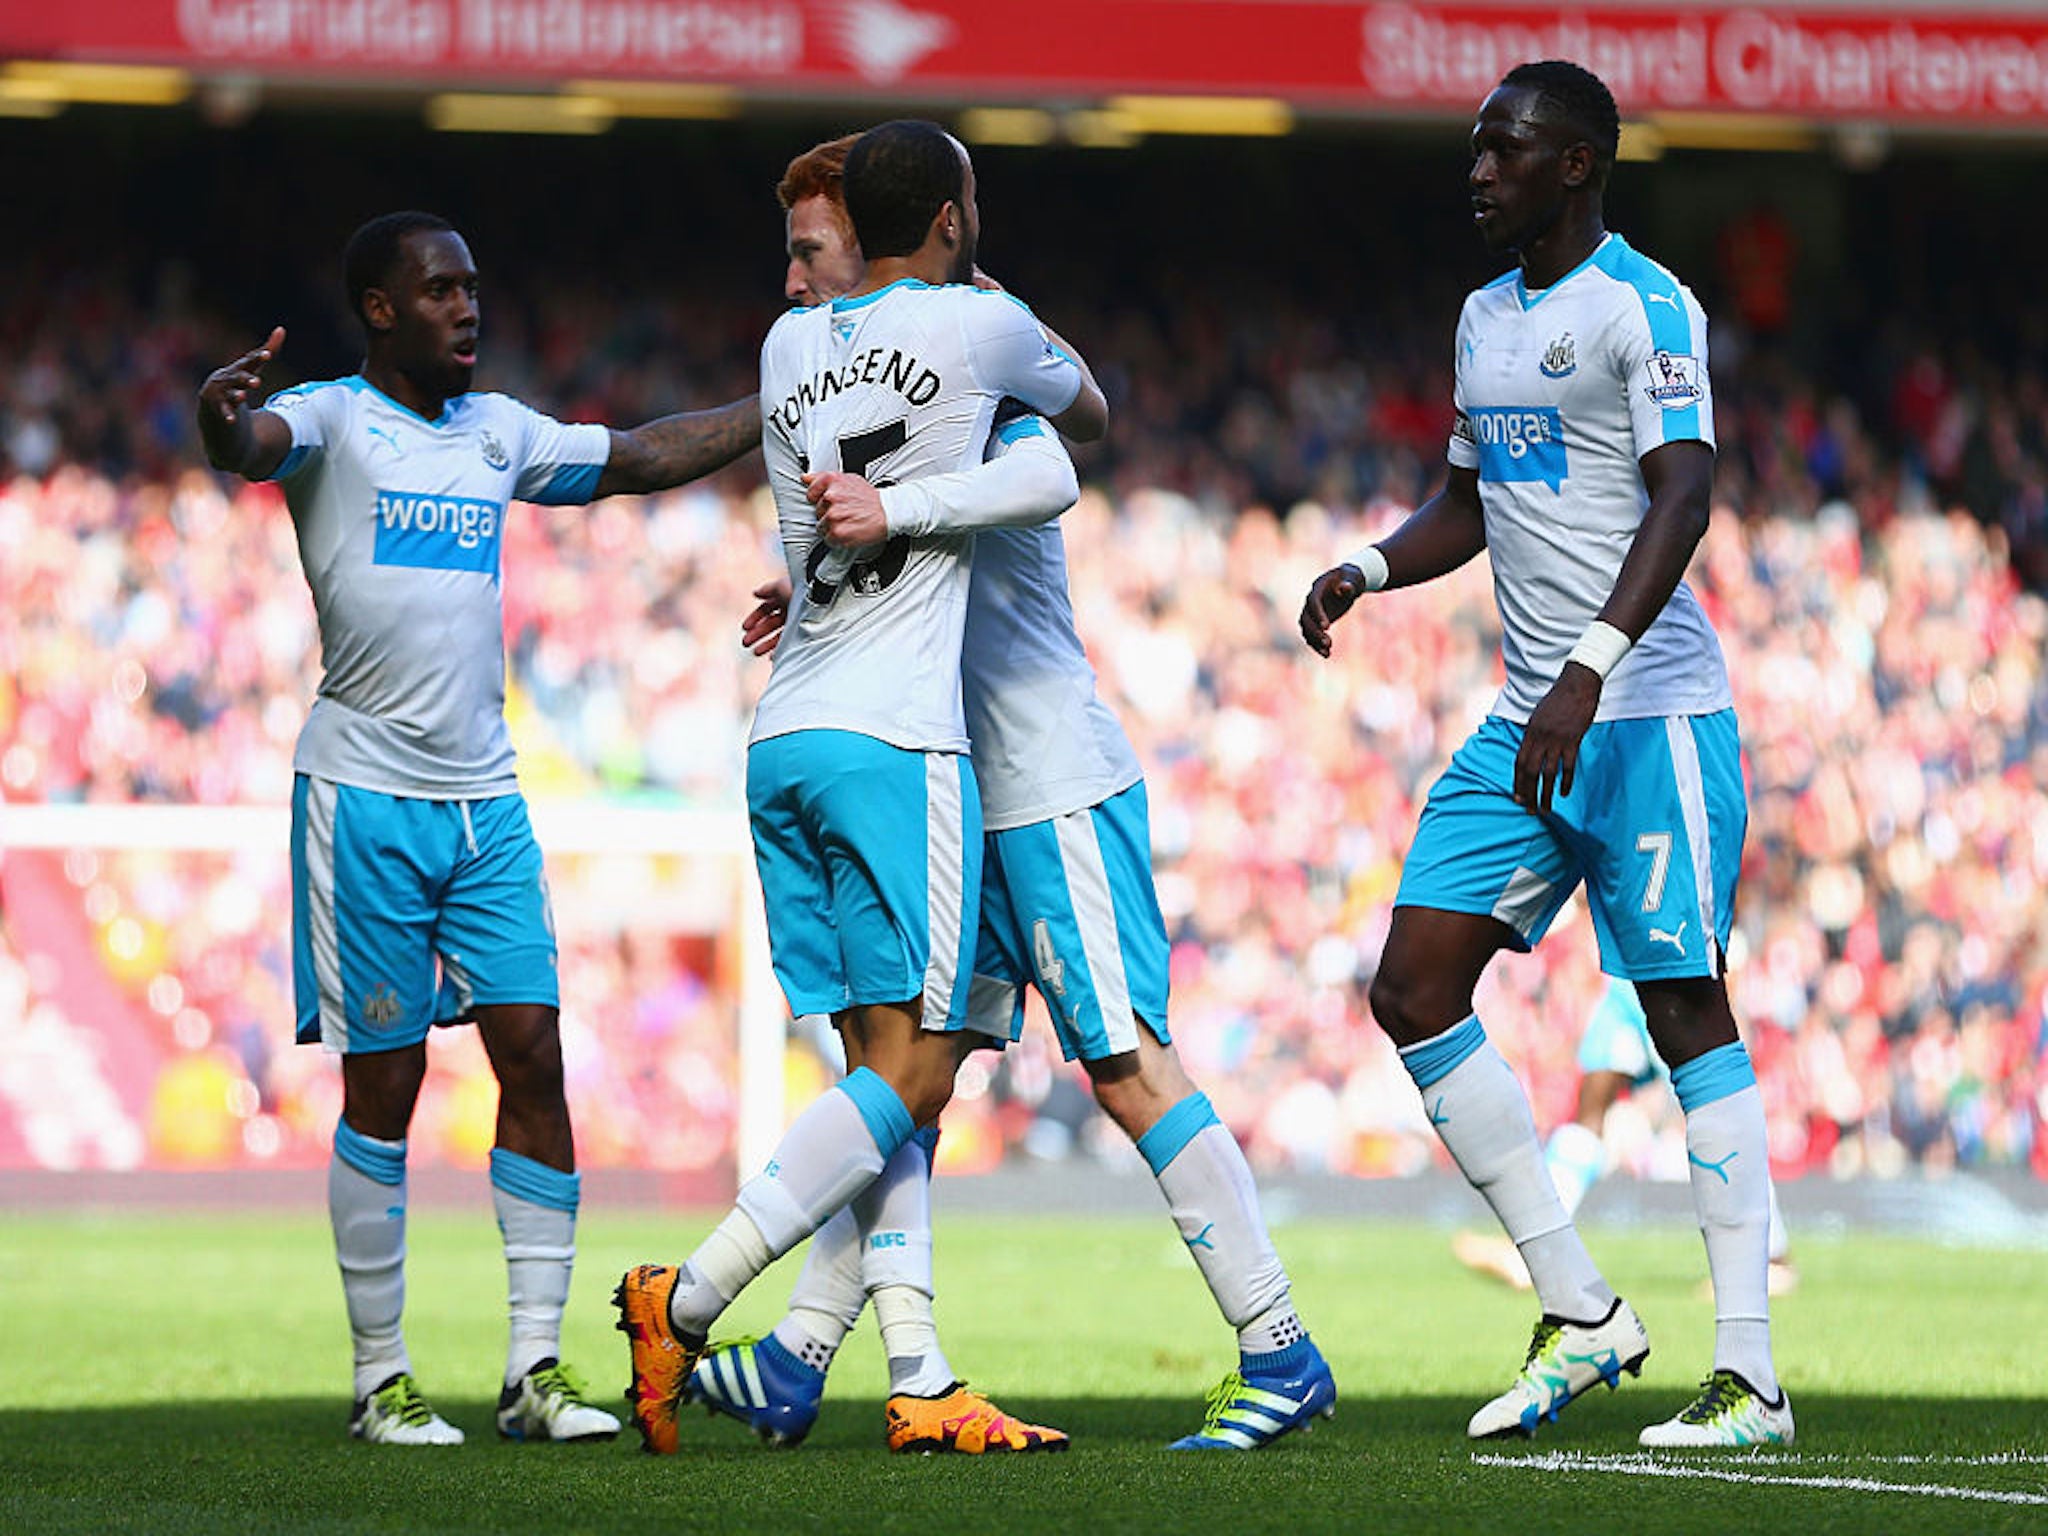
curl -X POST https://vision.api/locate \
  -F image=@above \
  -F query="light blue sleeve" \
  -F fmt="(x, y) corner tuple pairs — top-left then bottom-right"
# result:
(510, 399), (613, 505)
(1593, 248), (1715, 455)
(256, 380), (344, 482)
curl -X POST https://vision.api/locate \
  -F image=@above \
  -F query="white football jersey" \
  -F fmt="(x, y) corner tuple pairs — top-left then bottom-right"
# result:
(963, 417), (1141, 830)
(260, 377), (610, 796)
(1448, 233), (1732, 722)
(751, 280), (1084, 752)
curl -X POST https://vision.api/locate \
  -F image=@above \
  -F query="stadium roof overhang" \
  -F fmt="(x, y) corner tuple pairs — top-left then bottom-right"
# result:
(5, 0), (2048, 146)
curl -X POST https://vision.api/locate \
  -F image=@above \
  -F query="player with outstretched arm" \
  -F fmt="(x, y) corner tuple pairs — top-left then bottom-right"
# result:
(197, 211), (758, 1447)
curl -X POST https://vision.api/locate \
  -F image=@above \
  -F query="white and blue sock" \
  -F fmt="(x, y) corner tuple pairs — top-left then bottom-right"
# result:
(1672, 1043), (1778, 1399)
(859, 1127), (955, 1397)
(490, 1147), (579, 1388)
(331, 1121), (409, 1401)
(775, 1206), (865, 1374)
(1400, 1016), (1614, 1322)
(670, 1067), (915, 1336)
(1137, 1093), (1302, 1360)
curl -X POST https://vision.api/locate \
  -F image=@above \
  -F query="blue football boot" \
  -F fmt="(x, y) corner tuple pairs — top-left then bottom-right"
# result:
(1169, 1337), (1336, 1450)
(682, 1335), (826, 1448)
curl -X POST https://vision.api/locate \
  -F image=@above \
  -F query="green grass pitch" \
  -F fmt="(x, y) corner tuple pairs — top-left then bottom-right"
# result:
(3, 1205), (2045, 1534)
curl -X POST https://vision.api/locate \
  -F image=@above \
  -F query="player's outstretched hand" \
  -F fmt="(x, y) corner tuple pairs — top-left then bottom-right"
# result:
(1514, 666), (1602, 812)
(199, 327), (285, 426)
(805, 470), (889, 548)
(740, 574), (792, 658)
(1299, 564), (1366, 657)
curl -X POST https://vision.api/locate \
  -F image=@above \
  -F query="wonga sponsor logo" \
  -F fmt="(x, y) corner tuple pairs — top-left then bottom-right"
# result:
(373, 490), (505, 573)
(1469, 405), (1568, 491)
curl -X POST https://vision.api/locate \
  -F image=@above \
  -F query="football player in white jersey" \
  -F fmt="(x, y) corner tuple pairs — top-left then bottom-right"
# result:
(1300, 61), (1791, 1449)
(683, 134), (1072, 1457)
(616, 121), (1108, 1456)
(196, 211), (759, 1447)
(685, 134), (1333, 1457)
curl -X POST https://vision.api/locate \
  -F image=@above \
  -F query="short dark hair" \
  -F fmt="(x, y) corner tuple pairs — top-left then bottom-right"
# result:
(843, 121), (962, 261)
(1501, 60), (1620, 178)
(343, 211), (455, 326)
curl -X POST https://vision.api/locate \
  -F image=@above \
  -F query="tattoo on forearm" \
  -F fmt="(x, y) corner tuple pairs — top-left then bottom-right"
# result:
(630, 399), (761, 490)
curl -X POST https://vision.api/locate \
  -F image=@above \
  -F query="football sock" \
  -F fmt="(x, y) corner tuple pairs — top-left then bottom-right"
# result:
(859, 1128), (952, 1396)
(1672, 1046), (1778, 1399)
(874, 1284), (955, 1397)
(1400, 1016), (1615, 1322)
(672, 1068), (915, 1336)
(330, 1121), (410, 1402)
(1137, 1095), (1293, 1345)
(1544, 1120), (1607, 1220)
(1766, 1174), (1791, 1264)
(856, 1127), (938, 1294)
(776, 1207), (864, 1372)
(1236, 1297), (1309, 1360)
(669, 1214), (770, 1336)
(490, 1147), (578, 1387)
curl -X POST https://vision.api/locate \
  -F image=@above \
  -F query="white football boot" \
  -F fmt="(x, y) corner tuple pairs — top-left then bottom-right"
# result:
(1467, 1297), (1650, 1439)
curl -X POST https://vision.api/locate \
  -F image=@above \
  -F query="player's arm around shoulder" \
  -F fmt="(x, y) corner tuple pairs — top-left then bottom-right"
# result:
(196, 327), (296, 481)
(961, 286), (1108, 443)
(880, 415), (1079, 540)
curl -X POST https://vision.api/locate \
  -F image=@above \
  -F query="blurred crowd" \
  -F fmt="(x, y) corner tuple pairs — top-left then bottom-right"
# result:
(3, 236), (2047, 1186)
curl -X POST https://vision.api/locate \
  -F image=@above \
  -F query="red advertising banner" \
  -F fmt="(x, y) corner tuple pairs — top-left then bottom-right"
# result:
(4, 1), (2048, 124)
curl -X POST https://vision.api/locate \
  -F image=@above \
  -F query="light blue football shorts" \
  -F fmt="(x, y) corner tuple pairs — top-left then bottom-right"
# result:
(1577, 976), (1662, 1086)
(971, 781), (1173, 1062)
(1396, 710), (1746, 981)
(292, 775), (558, 1054)
(747, 729), (982, 1032)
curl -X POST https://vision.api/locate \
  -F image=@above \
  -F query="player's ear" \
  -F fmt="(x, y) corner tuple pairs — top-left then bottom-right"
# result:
(937, 199), (960, 248)
(1560, 140), (1595, 190)
(361, 287), (396, 333)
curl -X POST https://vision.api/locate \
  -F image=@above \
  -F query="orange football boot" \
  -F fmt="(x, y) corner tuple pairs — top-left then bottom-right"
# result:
(884, 1385), (1070, 1454)
(613, 1264), (706, 1454)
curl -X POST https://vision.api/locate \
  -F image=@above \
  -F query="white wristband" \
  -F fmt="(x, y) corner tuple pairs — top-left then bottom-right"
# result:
(1566, 620), (1632, 680)
(1344, 545), (1390, 592)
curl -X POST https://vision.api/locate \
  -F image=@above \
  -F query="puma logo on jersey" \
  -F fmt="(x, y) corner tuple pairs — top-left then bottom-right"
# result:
(367, 425), (405, 457)
(1648, 919), (1688, 955)
(1644, 290), (1682, 310)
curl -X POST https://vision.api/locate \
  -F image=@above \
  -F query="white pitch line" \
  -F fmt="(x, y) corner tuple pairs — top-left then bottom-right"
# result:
(1473, 1450), (2048, 1507)
(1730, 1454), (2048, 1468)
